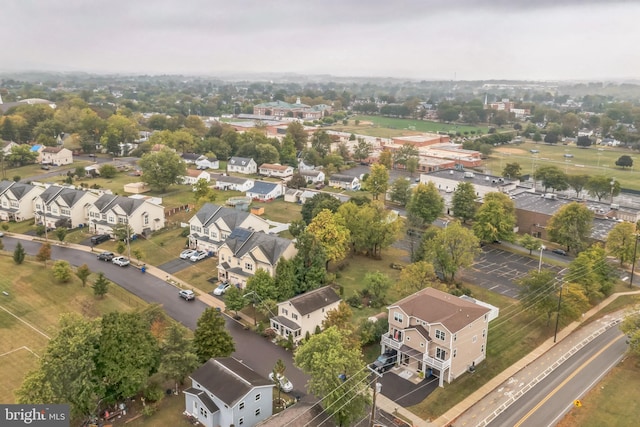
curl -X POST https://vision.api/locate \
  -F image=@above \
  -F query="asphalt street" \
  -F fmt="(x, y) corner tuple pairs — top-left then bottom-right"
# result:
(1, 236), (310, 397)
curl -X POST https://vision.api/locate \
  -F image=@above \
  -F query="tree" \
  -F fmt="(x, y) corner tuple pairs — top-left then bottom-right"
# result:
(606, 222), (637, 266)
(621, 311), (640, 357)
(585, 176), (620, 202)
(535, 165), (568, 193)
(567, 174), (590, 198)
(132, 249), (144, 266)
(139, 148), (187, 191)
(322, 302), (355, 340)
(111, 222), (135, 242)
(393, 145), (419, 169)
(13, 241), (25, 264)
(472, 192), (516, 243)
(385, 179), (410, 208)
(378, 150), (392, 169)
(274, 257), (296, 301)
(363, 163), (389, 200)
(76, 264), (91, 287)
(363, 271), (391, 308)
(451, 182), (477, 224)
(159, 322), (199, 391)
(306, 210), (350, 267)
(7, 144), (38, 166)
(16, 314), (102, 418)
(396, 261), (442, 297)
(565, 244), (615, 302)
(245, 269), (278, 305)
(55, 227), (68, 243)
(193, 178), (215, 202)
(517, 269), (560, 326)
(420, 221), (481, 284)
(272, 358), (287, 403)
(97, 311), (160, 403)
(292, 232), (328, 293)
(36, 242), (52, 266)
(224, 285), (246, 318)
(193, 307), (234, 363)
(288, 172), (307, 189)
(338, 201), (402, 258)
(547, 202), (593, 253)
(520, 234), (542, 255)
(301, 192), (342, 224)
(286, 121), (309, 151)
(407, 182), (444, 226)
(352, 138), (372, 162)
(502, 162), (522, 179)
(576, 135), (592, 147)
(615, 155), (633, 168)
(92, 272), (109, 297)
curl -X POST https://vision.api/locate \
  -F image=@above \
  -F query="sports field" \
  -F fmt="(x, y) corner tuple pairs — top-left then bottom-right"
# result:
(332, 115), (487, 138)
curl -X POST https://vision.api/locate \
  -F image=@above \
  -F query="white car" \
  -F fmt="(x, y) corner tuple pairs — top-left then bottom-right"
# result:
(268, 372), (293, 393)
(213, 282), (231, 296)
(189, 251), (207, 262)
(179, 290), (195, 301)
(112, 256), (130, 267)
(180, 249), (196, 260)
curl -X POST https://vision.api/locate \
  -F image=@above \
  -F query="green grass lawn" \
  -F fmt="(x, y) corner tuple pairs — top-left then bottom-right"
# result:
(488, 141), (640, 191)
(173, 257), (219, 294)
(258, 199), (302, 224)
(331, 115), (487, 138)
(557, 354), (640, 427)
(0, 255), (146, 403)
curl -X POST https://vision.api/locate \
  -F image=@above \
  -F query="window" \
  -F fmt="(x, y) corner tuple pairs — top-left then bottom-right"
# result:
(292, 313), (298, 320)
(239, 401), (244, 410)
(238, 417), (244, 425)
(255, 408), (261, 416)
(435, 330), (446, 340)
(393, 312), (403, 323)
(481, 344), (485, 353)
(482, 329), (486, 338)
(453, 334), (457, 342)
(282, 308), (288, 315)
(108, 216), (114, 223)
(118, 217), (125, 224)
(436, 348), (447, 360)
(453, 349), (457, 358)
(245, 263), (253, 271)
(255, 393), (261, 401)
(144, 215), (149, 225)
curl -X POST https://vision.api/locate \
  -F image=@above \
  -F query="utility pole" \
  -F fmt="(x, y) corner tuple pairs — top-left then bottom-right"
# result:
(368, 382), (382, 427)
(630, 235), (639, 289)
(553, 282), (564, 343)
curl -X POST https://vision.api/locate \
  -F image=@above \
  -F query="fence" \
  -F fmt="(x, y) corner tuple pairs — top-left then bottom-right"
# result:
(164, 204), (195, 218)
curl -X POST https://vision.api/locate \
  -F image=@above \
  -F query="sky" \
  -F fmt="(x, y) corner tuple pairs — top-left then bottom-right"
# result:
(2, 0), (640, 81)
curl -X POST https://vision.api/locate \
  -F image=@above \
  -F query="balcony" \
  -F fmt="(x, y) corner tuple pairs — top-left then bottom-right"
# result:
(424, 355), (451, 372)
(381, 334), (402, 351)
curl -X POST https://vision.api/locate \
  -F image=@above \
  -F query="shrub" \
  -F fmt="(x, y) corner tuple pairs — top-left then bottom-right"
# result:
(346, 293), (362, 309)
(180, 228), (190, 237)
(144, 383), (165, 403)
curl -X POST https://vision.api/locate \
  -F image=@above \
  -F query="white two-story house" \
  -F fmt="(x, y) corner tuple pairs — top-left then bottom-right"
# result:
(88, 194), (165, 237)
(217, 228), (297, 288)
(182, 169), (211, 185)
(34, 185), (99, 229)
(258, 163), (294, 179)
(228, 157), (257, 175)
(40, 146), (73, 165)
(382, 287), (495, 387)
(188, 203), (271, 255)
(184, 357), (273, 427)
(270, 286), (341, 343)
(0, 181), (44, 222)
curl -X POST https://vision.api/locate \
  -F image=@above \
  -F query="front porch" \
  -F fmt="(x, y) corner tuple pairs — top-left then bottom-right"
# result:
(381, 334), (451, 387)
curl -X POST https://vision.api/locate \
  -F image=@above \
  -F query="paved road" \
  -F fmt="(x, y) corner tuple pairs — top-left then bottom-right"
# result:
(489, 326), (626, 427)
(1, 236), (310, 397)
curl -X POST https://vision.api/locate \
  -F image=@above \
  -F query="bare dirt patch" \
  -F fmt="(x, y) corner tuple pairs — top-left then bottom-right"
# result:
(495, 147), (527, 155)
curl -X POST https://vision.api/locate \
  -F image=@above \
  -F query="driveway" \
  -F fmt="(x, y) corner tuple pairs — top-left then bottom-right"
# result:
(157, 258), (194, 274)
(378, 369), (439, 407)
(1, 236), (310, 397)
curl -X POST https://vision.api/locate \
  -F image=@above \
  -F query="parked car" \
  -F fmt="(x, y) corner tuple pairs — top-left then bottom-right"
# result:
(180, 249), (196, 260)
(371, 350), (398, 373)
(179, 289), (195, 301)
(112, 256), (130, 267)
(97, 251), (115, 261)
(213, 282), (231, 296)
(40, 165), (50, 170)
(189, 251), (207, 262)
(90, 234), (110, 245)
(0, 231), (4, 238)
(552, 248), (567, 256)
(268, 372), (293, 393)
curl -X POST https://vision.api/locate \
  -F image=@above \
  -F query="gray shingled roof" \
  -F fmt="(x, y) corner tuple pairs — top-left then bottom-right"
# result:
(248, 181), (278, 195)
(40, 186), (89, 207)
(183, 387), (219, 413)
(224, 228), (292, 265)
(93, 194), (146, 215)
(288, 286), (340, 316)
(0, 181), (38, 201)
(189, 357), (271, 407)
(330, 174), (356, 183)
(216, 175), (252, 185)
(194, 203), (252, 230)
(229, 156), (254, 166)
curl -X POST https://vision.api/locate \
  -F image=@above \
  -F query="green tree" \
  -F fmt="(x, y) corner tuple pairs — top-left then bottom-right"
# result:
(363, 163), (389, 200)
(52, 260), (72, 282)
(292, 232), (328, 293)
(55, 227), (68, 243)
(535, 165), (568, 193)
(159, 322), (199, 391)
(76, 264), (91, 287)
(97, 311), (160, 403)
(517, 269), (560, 326)
(396, 260), (442, 297)
(99, 164), (117, 178)
(472, 192), (516, 243)
(280, 135), (298, 166)
(407, 182), (444, 226)
(378, 150), (392, 169)
(389, 177), (412, 206)
(132, 249), (144, 266)
(621, 311), (640, 357)
(565, 244), (615, 302)
(585, 176), (620, 202)
(139, 148), (187, 191)
(294, 327), (370, 427)
(246, 269), (278, 304)
(93, 272), (109, 297)
(224, 285), (246, 318)
(193, 307), (235, 363)
(547, 202), (593, 253)
(363, 271), (391, 308)
(36, 242), (51, 266)
(75, 165), (86, 178)
(274, 257), (296, 301)
(420, 221), (481, 284)
(306, 209), (350, 267)
(286, 121), (309, 151)
(393, 145), (419, 169)
(606, 222), (637, 266)
(272, 358), (287, 404)
(288, 172), (307, 189)
(338, 201), (402, 258)
(352, 138), (372, 163)
(520, 234), (542, 255)
(502, 162), (522, 179)
(301, 192), (342, 224)
(7, 144), (38, 166)
(451, 181), (477, 224)
(193, 178), (215, 202)
(567, 174), (590, 198)
(615, 155), (633, 168)
(112, 222), (134, 242)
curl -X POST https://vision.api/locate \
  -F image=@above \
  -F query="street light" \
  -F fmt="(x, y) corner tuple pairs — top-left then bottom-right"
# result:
(538, 245), (546, 273)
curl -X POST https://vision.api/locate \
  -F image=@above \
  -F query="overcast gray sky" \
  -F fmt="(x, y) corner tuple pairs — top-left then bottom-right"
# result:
(3, 0), (639, 80)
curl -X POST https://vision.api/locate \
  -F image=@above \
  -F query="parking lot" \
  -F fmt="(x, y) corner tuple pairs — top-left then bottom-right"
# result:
(460, 246), (562, 299)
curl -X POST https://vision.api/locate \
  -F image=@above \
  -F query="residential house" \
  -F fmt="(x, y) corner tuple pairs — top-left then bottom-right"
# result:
(228, 157), (257, 175)
(181, 153), (201, 164)
(88, 193), (165, 237)
(188, 203), (270, 254)
(123, 182), (151, 194)
(217, 228), (297, 288)
(182, 169), (211, 185)
(284, 188), (303, 203)
(246, 181), (284, 202)
(214, 175), (255, 192)
(196, 155), (219, 170)
(382, 287), (494, 387)
(270, 286), (341, 343)
(40, 146), (73, 165)
(299, 169), (325, 185)
(184, 357), (273, 427)
(34, 185), (99, 229)
(0, 181), (44, 222)
(258, 163), (294, 179)
(1, 140), (19, 156)
(328, 174), (360, 191)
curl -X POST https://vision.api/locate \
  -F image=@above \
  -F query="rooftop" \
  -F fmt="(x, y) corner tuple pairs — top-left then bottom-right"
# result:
(286, 286), (341, 316)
